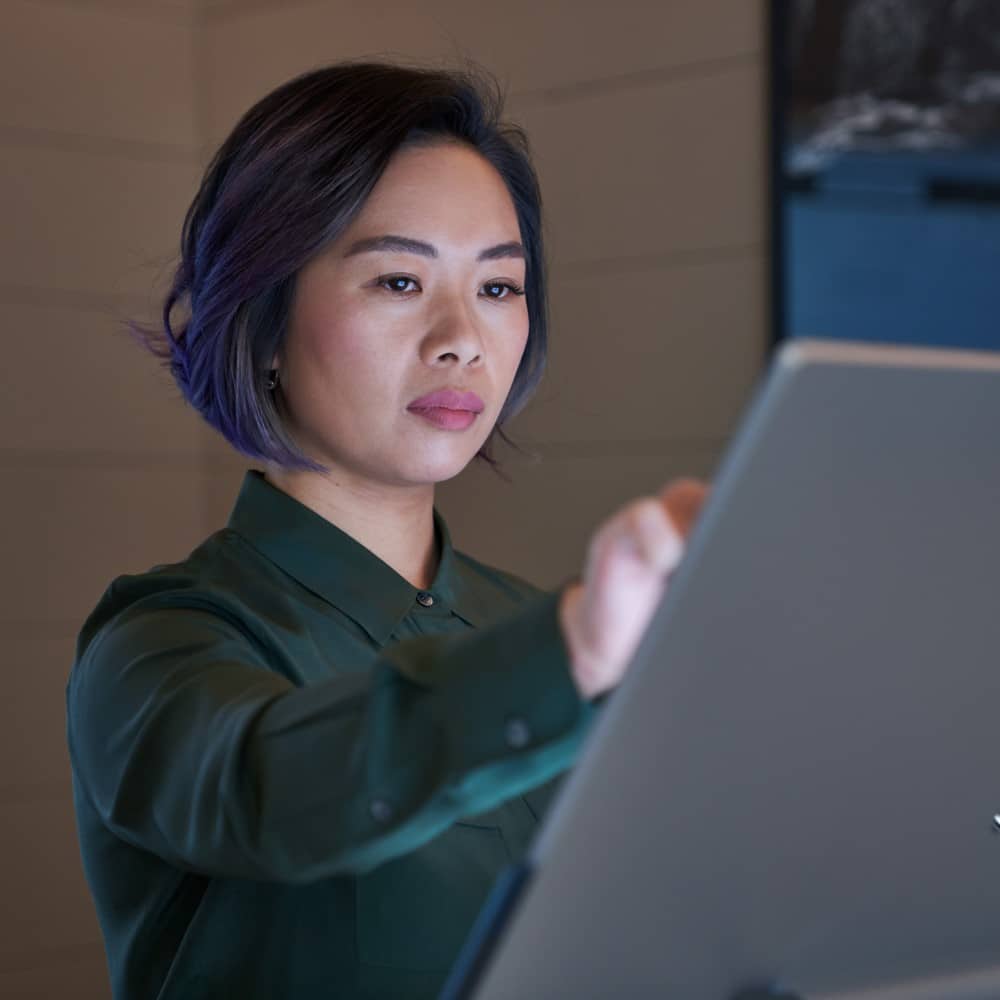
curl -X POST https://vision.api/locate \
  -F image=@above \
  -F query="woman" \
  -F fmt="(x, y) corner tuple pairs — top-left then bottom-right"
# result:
(66, 60), (707, 1000)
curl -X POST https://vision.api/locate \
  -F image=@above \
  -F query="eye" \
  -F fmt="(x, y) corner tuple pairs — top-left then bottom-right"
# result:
(481, 280), (526, 300)
(377, 275), (420, 294)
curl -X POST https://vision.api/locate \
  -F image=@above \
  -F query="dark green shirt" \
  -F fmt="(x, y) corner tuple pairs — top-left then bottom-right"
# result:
(66, 469), (596, 1000)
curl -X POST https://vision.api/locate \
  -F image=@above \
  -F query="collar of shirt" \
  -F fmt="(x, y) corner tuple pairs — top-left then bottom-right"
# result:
(225, 469), (488, 644)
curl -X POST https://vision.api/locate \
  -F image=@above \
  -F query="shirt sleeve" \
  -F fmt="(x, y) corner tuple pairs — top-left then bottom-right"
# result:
(66, 588), (598, 884)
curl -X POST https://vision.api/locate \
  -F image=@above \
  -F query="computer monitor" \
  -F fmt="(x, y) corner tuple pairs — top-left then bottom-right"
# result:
(445, 338), (1000, 1000)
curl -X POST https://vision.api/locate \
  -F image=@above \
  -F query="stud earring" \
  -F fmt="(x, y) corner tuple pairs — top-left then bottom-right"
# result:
(266, 369), (279, 391)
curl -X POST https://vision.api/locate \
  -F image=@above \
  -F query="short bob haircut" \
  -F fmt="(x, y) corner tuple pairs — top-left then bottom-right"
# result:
(132, 59), (549, 476)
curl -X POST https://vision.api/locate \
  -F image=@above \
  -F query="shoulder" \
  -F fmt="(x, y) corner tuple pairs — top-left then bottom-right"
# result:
(73, 528), (262, 664)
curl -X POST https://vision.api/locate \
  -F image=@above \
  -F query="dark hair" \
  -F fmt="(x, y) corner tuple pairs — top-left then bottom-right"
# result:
(130, 59), (548, 476)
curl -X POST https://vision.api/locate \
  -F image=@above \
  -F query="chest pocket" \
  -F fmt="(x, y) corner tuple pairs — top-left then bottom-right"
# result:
(355, 820), (512, 973)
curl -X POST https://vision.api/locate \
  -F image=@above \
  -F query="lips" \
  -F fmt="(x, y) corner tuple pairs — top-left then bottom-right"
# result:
(407, 389), (485, 413)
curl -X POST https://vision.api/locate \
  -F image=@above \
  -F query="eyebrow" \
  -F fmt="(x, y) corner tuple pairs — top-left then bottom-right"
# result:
(343, 234), (525, 262)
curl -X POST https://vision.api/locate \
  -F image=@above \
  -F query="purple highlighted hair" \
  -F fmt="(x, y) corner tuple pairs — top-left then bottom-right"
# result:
(131, 59), (550, 474)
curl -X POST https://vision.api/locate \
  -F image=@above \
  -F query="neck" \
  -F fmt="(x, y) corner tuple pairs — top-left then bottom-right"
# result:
(263, 464), (440, 591)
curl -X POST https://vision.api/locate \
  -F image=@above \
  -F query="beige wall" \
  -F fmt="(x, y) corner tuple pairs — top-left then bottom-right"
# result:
(0, 1), (765, 994)
(2, 2), (204, 997)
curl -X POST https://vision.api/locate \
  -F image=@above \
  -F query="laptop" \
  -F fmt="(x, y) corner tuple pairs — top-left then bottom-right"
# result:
(442, 338), (1000, 1000)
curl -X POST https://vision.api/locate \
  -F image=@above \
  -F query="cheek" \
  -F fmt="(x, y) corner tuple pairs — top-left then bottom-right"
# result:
(296, 297), (392, 380)
(291, 270), (377, 363)
(502, 314), (531, 378)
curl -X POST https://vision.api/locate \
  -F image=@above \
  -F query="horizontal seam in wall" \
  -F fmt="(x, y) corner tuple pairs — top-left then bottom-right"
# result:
(23, 0), (191, 26)
(0, 124), (200, 165)
(510, 50), (761, 109)
(205, 0), (328, 19)
(0, 938), (107, 977)
(0, 778), (74, 805)
(551, 242), (765, 280)
(500, 438), (727, 461)
(4, 620), (91, 639)
(0, 282), (168, 314)
(0, 450), (212, 468)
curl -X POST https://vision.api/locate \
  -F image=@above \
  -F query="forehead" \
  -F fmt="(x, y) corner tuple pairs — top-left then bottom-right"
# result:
(345, 142), (521, 243)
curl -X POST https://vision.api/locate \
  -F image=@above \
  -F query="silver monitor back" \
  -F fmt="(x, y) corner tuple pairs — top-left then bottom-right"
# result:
(466, 339), (1000, 1000)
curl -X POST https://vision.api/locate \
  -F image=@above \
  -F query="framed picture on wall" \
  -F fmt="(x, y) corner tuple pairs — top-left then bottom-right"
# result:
(769, 0), (1000, 352)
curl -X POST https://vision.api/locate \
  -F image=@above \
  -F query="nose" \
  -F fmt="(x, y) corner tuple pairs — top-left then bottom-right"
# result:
(420, 293), (485, 368)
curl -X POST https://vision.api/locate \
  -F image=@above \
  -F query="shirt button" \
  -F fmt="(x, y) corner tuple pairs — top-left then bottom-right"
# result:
(369, 798), (394, 824)
(416, 591), (435, 607)
(504, 716), (532, 750)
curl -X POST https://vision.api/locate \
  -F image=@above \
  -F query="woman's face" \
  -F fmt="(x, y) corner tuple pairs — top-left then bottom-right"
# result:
(275, 141), (530, 489)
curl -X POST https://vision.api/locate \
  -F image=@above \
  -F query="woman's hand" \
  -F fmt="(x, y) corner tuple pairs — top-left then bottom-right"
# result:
(558, 479), (710, 700)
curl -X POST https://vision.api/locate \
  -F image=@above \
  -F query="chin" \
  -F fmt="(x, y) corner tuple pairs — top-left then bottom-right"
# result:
(398, 446), (483, 485)
(406, 458), (475, 485)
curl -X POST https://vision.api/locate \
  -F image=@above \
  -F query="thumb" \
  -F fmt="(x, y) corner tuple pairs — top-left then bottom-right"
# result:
(659, 478), (710, 539)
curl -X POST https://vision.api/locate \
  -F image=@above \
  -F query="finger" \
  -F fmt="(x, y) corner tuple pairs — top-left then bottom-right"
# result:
(627, 498), (685, 576)
(659, 478), (710, 538)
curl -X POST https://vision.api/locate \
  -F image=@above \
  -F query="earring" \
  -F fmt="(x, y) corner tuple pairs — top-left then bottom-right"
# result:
(266, 369), (279, 391)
